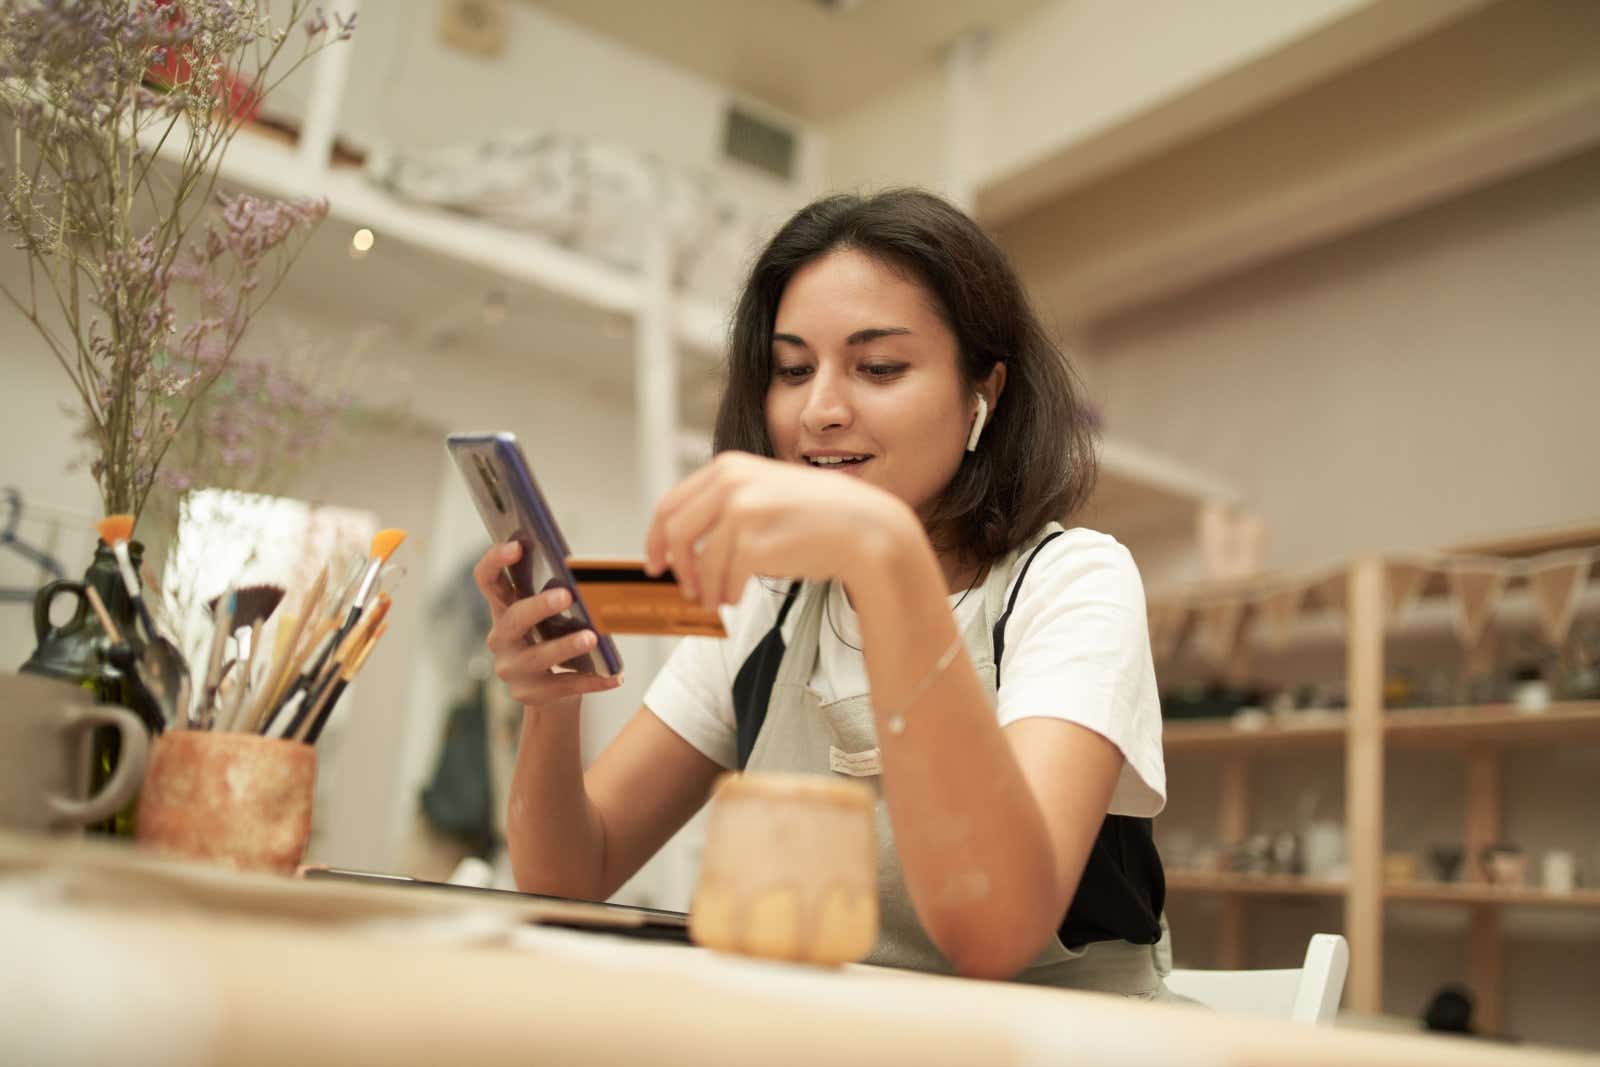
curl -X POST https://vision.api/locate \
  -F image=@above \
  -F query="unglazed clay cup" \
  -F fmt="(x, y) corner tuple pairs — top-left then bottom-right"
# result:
(135, 731), (315, 874)
(690, 772), (877, 965)
(0, 672), (149, 834)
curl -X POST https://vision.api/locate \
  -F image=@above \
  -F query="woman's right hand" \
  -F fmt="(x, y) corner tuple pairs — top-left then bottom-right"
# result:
(474, 541), (623, 708)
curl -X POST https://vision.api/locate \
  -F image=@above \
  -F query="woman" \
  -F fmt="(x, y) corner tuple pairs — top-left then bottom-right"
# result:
(475, 189), (1171, 995)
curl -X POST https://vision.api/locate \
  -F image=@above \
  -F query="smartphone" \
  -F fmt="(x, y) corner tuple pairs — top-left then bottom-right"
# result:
(447, 432), (623, 677)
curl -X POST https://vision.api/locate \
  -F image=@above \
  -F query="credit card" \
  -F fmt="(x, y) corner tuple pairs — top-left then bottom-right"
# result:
(566, 557), (727, 638)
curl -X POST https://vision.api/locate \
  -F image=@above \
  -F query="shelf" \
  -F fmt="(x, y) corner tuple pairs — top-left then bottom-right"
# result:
(1384, 702), (1600, 747)
(1386, 881), (1600, 910)
(1447, 521), (1600, 559)
(1166, 871), (1346, 897)
(1163, 702), (1600, 754)
(147, 120), (730, 353)
(1163, 714), (1347, 753)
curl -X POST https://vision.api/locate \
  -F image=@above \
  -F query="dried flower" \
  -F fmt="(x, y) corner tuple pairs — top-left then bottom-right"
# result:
(0, 1), (354, 522)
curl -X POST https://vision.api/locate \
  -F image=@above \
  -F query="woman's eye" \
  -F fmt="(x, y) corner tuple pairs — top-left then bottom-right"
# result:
(863, 363), (906, 379)
(773, 365), (812, 381)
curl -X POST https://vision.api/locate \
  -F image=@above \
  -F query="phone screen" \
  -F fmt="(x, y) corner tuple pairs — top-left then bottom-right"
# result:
(448, 433), (623, 677)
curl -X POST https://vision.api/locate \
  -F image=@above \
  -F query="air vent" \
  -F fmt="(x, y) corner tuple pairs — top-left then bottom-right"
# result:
(722, 106), (796, 182)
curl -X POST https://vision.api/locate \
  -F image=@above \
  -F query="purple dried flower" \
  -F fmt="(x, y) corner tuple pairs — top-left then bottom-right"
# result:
(2, 1), (357, 521)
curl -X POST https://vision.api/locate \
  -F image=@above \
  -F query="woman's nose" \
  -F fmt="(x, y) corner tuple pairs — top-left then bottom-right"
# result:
(800, 370), (853, 432)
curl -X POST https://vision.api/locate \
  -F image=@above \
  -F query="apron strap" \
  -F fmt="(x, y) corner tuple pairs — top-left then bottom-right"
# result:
(991, 529), (1066, 688)
(732, 581), (803, 770)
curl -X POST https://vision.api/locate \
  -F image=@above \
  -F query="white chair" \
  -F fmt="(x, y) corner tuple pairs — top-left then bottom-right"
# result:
(1165, 933), (1349, 1023)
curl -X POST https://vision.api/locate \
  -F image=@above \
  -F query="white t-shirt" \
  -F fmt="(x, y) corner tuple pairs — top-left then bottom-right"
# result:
(643, 527), (1166, 817)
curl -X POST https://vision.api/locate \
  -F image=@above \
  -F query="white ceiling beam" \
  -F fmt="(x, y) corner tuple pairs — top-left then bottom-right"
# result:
(997, 1), (1600, 327)
(977, 0), (1488, 225)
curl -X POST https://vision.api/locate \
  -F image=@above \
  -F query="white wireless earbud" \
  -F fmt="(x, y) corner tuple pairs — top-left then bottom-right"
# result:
(966, 393), (988, 452)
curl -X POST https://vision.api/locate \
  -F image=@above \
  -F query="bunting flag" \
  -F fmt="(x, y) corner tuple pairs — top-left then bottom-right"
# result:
(1384, 560), (1431, 624)
(1257, 584), (1308, 652)
(1147, 601), (1189, 663)
(1447, 564), (1508, 650)
(1145, 545), (1596, 668)
(1528, 554), (1591, 650)
(1464, 626), (1499, 679)
(1311, 570), (1347, 617)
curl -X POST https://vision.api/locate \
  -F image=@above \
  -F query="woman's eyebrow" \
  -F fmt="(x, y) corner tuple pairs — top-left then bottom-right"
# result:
(771, 326), (913, 349)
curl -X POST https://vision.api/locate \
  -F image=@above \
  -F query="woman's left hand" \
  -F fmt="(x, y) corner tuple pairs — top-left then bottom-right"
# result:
(645, 452), (914, 610)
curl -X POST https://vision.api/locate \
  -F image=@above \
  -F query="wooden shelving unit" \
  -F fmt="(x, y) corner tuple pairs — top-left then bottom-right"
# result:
(1153, 523), (1600, 1035)
(1169, 873), (1600, 910)
(1384, 702), (1600, 747)
(1168, 871), (1347, 898)
(1163, 701), (1600, 752)
(1385, 882), (1600, 910)
(1164, 715), (1347, 752)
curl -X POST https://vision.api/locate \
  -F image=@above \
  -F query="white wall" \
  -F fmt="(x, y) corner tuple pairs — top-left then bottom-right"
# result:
(0, 318), (107, 666)
(823, 64), (947, 196)
(1086, 146), (1600, 574)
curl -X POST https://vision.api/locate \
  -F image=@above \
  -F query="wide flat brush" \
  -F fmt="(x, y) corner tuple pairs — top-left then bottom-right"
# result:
(211, 583), (285, 732)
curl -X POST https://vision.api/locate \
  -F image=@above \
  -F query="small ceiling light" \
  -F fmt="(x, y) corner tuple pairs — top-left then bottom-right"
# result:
(351, 227), (375, 253)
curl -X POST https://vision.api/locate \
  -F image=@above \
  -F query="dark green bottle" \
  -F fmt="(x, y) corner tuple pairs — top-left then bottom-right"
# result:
(20, 540), (162, 834)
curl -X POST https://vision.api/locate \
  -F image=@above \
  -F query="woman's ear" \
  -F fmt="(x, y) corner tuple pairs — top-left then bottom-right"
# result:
(985, 361), (1008, 404)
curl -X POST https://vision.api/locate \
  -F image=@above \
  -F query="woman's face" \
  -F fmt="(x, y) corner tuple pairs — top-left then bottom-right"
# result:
(765, 248), (978, 520)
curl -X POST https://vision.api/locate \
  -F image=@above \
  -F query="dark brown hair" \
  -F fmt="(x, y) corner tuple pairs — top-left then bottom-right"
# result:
(713, 188), (1097, 565)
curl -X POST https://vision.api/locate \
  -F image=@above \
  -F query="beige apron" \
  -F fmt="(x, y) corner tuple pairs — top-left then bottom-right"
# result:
(743, 525), (1178, 997)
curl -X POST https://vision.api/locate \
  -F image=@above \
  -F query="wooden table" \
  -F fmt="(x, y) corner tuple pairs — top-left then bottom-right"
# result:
(0, 832), (1589, 1067)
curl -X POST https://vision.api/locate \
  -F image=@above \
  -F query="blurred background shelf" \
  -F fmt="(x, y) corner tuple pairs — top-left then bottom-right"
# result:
(1163, 702), (1600, 753)
(1167, 871), (1347, 898)
(1385, 882), (1600, 910)
(1383, 703), (1600, 747)
(1164, 714), (1347, 753)
(1153, 525), (1600, 1038)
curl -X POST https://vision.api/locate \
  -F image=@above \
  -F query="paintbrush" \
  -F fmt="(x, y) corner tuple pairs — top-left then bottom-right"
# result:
(254, 564), (334, 718)
(290, 530), (405, 707)
(376, 561), (407, 599)
(198, 587), (236, 729)
(138, 561), (178, 642)
(210, 584), (285, 732)
(84, 585), (165, 734)
(96, 515), (191, 730)
(291, 594), (389, 738)
(260, 618), (340, 738)
(302, 621), (387, 745)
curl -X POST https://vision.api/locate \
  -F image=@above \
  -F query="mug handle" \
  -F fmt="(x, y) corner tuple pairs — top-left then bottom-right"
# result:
(33, 579), (87, 645)
(49, 704), (150, 827)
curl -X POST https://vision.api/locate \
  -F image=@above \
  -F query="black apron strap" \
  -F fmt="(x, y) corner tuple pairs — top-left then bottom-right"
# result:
(991, 530), (1065, 688)
(732, 581), (803, 770)
(988, 529), (1165, 948)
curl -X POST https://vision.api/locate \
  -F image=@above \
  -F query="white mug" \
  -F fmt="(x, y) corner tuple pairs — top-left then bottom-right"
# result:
(1544, 851), (1578, 895)
(1303, 821), (1345, 878)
